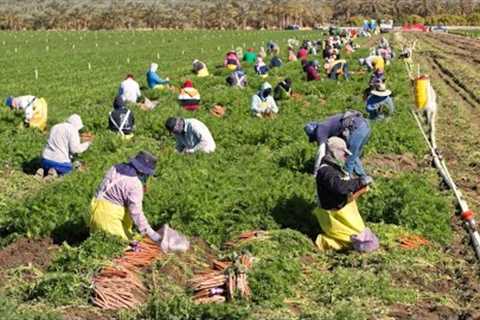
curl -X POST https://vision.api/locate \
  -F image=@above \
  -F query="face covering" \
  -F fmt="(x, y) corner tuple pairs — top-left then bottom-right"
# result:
(139, 174), (149, 192)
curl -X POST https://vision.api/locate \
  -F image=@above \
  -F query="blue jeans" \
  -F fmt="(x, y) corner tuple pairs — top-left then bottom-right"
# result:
(41, 158), (73, 175)
(346, 121), (370, 177)
(329, 63), (350, 80)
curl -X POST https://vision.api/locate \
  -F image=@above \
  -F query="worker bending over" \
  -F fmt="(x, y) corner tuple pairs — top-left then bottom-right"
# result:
(165, 117), (216, 154)
(5, 95), (48, 131)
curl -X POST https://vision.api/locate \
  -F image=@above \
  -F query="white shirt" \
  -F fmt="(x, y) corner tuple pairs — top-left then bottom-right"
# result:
(119, 78), (141, 103)
(42, 119), (90, 163)
(12, 95), (36, 121)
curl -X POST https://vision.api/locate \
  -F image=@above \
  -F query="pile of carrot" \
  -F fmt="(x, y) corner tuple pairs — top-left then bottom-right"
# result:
(189, 254), (254, 304)
(92, 237), (165, 310)
(398, 235), (430, 249)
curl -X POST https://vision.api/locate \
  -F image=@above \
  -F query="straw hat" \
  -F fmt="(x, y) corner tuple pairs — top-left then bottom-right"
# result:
(371, 83), (391, 97)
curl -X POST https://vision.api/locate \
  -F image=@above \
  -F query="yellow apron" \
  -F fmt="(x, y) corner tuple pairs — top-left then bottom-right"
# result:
(89, 198), (133, 240)
(372, 56), (385, 72)
(314, 200), (366, 251)
(153, 84), (166, 90)
(227, 64), (237, 71)
(197, 68), (209, 77)
(29, 98), (48, 131)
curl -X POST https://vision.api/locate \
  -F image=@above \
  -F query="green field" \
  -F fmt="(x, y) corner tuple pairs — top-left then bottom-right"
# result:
(0, 30), (475, 319)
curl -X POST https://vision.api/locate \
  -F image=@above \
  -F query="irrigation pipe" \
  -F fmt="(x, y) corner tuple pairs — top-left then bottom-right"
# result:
(409, 106), (480, 260)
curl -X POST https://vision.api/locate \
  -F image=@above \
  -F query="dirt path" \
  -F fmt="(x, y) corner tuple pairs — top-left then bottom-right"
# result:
(391, 31), (480, 316)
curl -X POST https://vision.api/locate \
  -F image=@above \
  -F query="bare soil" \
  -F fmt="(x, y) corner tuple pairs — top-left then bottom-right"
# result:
(0, 237), (57, 271)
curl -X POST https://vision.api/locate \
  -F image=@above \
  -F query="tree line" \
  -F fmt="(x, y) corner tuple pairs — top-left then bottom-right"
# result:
(0, 0), (479, 30)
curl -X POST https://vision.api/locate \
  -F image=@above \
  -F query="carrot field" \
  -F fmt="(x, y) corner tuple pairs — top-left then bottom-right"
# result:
(0, 30), (479, 320)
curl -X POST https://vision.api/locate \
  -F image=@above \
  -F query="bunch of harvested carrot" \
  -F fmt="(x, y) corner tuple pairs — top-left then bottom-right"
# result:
(190, 254), (253, 304)
(224, 230), (268, 248)
(92, 265), (148, 310)
(92, 237), (164, 310)
(398, 235), (430, 249)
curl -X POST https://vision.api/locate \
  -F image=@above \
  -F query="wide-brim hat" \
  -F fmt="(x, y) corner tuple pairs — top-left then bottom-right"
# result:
(371, 89), (391, 97)
(129, 151), (157, 176)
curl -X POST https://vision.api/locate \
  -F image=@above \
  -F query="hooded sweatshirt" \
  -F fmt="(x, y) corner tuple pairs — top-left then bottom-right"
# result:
(42, 114), (90, 164)
(251, 82), (278, 115)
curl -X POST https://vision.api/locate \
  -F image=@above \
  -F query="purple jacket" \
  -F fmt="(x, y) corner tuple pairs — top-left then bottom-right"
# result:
(306, 65), (320, 81)
(95, 164), (159, 241)
(312, 113), (366, 145)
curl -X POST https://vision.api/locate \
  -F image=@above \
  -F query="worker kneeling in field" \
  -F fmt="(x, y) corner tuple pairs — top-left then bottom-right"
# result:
(243, 48), (257, 64)
(251, 82), (279, 118)
(365, 83), (395, 120)
(302, 60), (321, 81)
(89, 151), (163, 242)
(192, 59), (209, 77)
(273, 78), (292, 101)
(359, 55), (384, 72)
(178, 80), (201, 111)
(38, 114), (92, 177)
(224, 50), (241, 70)
(5, 95), (48, 131)
(314, 137), (378, 252)
(146, 63), (170, 90)
(305, 110), (371, 178)
(165, 117), (216, 154)
(118, 74), (142, 104)
(324, 58), (350, 80)
(254, 57), (269, 77)
(226, 68), (247, 88)
(109, 96), (135, 138)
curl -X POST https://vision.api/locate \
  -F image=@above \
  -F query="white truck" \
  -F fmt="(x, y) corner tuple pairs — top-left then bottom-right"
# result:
(380, 19), (394, 33)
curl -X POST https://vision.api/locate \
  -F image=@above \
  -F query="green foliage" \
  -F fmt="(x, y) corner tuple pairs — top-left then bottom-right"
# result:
(141, 294), (251, 320)
(22, 232), (126, 305)
(0, 295), (60, 320)
(359, 172), (453, 244)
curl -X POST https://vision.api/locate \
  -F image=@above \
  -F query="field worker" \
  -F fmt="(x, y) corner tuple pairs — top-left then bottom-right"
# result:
(304, 110), (371, 178)
(226, 68), (247, 88)
(359, 55), (384, 72)
(192, 59), (209, 77)
(270, 55), (283, 69)
(314, 137), (378, 252)
(5, 95), (48, 131)
(303, 60), (320, 81)
(267, 41), (280, 55)
(251, 82), (278, 118)
(224, 50), (241, 70)
(178, 80), (201, 111)
(258, 47), (267, 59)
(39, 114), (92, 177)
(274, 78), (292, 101)
(366, 83), (394, 120)
(109, 96), (135, 138)
(165, 117), (216, 154)
(243, 48), (257, 64)
(297, 46), (309, 61)
(89, 151), (162, 242)
(288, 47), (298, 62)
(254, 57), (269, 77)
(324, 58), (350, 80)
(118, 74), (142, 103)
(146, 63), (170, 89)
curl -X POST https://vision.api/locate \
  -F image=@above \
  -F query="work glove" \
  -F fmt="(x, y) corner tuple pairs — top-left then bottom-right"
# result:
(360, 175), (374, 186)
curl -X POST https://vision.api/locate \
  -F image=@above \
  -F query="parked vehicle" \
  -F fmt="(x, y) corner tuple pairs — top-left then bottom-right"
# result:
(380, 19), (394, 33)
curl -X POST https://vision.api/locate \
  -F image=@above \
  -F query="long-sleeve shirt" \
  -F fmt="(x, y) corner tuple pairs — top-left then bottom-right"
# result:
(42, 121), (90, 164)
(119, 78), (141, 103)
(366, 94), (395, 119)
(12, 95), (36, 121)
(224, 53), (240, 67)
(174, 119), (216, 153)
(251, 94), (278, 115)
(146, 71), (169, 89)
(95, 164), (159, 241)
(316, 157), (364, 210)
(306, 65), (320, 81)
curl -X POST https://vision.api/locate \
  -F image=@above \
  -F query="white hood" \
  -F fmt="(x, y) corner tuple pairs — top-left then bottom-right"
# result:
(150, 63), (158, 72)
(67, 114), (83, 131)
